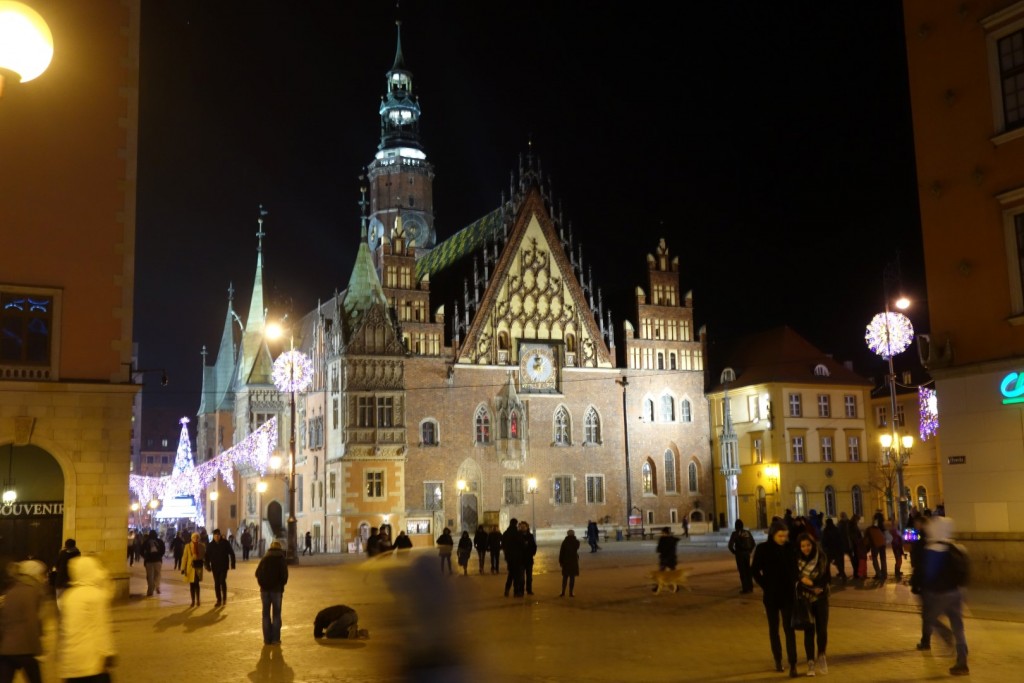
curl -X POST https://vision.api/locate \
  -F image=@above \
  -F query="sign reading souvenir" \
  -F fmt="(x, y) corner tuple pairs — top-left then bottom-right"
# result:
(0, 501), (63, 518)
(1000, 372), (1024, 405)
(518, 342), (559, 393)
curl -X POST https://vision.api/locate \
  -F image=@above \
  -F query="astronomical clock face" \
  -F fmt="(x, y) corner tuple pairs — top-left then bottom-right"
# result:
(519, 342), (558, 393)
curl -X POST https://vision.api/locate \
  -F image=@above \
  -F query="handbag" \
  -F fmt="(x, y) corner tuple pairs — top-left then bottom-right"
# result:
(790, 589), (814, 631)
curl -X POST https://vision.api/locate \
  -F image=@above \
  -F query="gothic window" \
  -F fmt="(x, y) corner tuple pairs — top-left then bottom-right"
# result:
(680, 399), (692, 423)
(661, 394), (675, 421)
(644, 398), (655, 422)
(421, 419), (438, 446)
(553, 475), (573, 505)
(916, 485), (928, 511)
(553, 406), (571, 445)
(475, 406), (491, 445)
(566, 334), (576, 352)
(664, 450), (677, 493)
(642, 461), (654, 495)
(424, 482), (443, 510)
(498, 331), (510, 350)
(688, 461), (699, 493)
(509, 410), (520, 439)
(584, 407), (601, 444)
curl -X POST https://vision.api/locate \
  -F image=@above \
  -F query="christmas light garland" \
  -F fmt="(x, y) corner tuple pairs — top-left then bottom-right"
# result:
(865, 311), (914, 359)
(919, 387), (938, 441)
(272, 349), (313, 393)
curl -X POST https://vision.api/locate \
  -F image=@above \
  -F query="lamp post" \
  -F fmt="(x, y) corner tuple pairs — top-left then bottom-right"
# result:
(616, 377), (632, 528)
(208, 490), (218, 529)
(880, 433), (913, 530)
(268, 321), (313, 565)
(527, 477), (538, 533)
(0, 1), (53, 98)
(456, 479), (466, 532)
(256, 479), (268, 556)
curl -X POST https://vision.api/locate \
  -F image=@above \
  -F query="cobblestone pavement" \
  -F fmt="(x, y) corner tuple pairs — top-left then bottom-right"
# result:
(45, 539), (1023, 682)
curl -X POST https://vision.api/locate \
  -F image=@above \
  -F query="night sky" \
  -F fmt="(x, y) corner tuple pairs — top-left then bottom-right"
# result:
(134, 1), (924, 430)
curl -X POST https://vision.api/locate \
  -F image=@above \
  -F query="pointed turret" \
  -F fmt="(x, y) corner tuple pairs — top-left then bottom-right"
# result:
(378, 20), (422, 153)
(199, 284), (240, 415)
(237, 207), (272, 385)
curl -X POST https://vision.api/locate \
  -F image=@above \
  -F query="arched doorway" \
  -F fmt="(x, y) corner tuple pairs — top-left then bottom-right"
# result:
(267, 500), (283, 539)
(460, 494), (478, 533)
(755, 486), (768, 529)
(0, 444), (64, 566)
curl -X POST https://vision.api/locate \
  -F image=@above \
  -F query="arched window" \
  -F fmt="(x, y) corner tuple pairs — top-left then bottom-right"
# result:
(664, 450), (677, 493)
(474, 406), (491, 445)
(661, 394), (675, 421)
(644, 398), (655, 422)
(916, 485), (928, 511)
(566, 333), (576, 352)
(421, 419), (438, 446)
(851, 485), (863, 517)
(657, 352), (665, 370)
(584, 407), (601, 444)
(553, 406), (571, 445)
(680, 399), (692, 423)
(498, 331), (509, 350)
(642, 460), (656, 495)
(824, 485), (837, 518)
(509, 409), (520, 439)
(794, 485), (806, 516)
(669, 353), (677, 370)
(688, 461), (699, 493)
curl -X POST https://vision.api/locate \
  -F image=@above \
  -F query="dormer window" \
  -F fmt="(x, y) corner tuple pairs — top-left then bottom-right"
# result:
(813, 363), (830, 377)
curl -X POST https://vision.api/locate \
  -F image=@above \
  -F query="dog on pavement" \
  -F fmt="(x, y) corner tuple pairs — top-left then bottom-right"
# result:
(648, 567), (690, 593)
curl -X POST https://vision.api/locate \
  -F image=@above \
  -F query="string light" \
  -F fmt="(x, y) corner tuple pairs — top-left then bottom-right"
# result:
(919, 387), (938, 441)
(865, 311), (914, 359)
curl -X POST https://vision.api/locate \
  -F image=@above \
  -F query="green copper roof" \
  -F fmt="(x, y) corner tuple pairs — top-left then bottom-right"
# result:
(416, 207), (505, 280)
(342, 241), (389, 320)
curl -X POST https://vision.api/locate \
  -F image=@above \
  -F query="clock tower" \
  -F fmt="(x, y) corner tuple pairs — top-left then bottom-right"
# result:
(366, 20), (437, 254)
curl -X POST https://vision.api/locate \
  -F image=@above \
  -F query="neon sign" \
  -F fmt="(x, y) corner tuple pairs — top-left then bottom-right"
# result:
(1000, 372), (1024, 404)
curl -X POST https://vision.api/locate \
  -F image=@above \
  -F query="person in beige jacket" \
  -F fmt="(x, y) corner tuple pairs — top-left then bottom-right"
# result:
(181, 532), (207, 607)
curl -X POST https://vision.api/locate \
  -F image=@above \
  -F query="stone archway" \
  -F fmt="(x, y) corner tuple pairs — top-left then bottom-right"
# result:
(0, 443), (65, 566)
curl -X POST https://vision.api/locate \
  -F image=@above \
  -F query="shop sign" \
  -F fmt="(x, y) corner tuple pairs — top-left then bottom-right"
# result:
(0, 501), (64, 518)
(1000, 372), (1024, 404)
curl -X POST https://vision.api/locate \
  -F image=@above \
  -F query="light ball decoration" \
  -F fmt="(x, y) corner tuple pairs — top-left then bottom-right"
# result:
(272, 349), (313, 393)
(865, 312), (914, 359)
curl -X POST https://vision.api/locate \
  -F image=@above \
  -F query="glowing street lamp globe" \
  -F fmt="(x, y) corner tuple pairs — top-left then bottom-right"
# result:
(865, 312), (914, 359)
(0, 2), (53, 89)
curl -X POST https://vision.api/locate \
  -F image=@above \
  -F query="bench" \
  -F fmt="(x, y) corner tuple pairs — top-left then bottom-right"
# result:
(626, 527), (654, 540)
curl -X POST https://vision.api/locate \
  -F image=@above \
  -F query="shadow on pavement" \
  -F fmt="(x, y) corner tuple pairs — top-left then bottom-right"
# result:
(315, 638), (367, 650)
(151, 606), (227, 633)
(248, 645), (294, 682)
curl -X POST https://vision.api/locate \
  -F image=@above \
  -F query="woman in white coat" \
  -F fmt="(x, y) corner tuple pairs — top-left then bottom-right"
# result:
(56, 555), (116, 682)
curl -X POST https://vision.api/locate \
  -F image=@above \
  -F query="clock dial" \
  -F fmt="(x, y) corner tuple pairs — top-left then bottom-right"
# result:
(519, 343), (558, 392)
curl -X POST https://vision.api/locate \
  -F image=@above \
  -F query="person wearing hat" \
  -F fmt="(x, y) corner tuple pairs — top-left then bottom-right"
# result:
(255, 540), (289, 645)
(751, 519), (799, 677)
(558, 529), (580, 597)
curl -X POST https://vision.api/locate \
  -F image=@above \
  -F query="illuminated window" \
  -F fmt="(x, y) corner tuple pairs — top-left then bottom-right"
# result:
(366, 470), (384, 499)
(789, 393), (802, 417)
(503, 476), (524, 505)
(844, 394), (857, 418)
(584, 407), (601, 444)
(664, 450), (677, 493)
(553, 475), (573, 505)
(424, 482), (443, 510)
(753, 438), (763, 464)
(916, 485), (928, 511)
(794, 485), (806, 516)
(821, 436), (833, 462)
(876, 405), (887, 428)
(792, 436), (805, 463)
(553, 406), (571, 445)
(586, 475), (605, 504)
(641, 461), (654, 495)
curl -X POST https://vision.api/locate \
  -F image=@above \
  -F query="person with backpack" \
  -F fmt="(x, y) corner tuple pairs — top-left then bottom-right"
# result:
(141, 530), (166, 597)
(727, 519), (756, 593)
(916, 516), (970, 676)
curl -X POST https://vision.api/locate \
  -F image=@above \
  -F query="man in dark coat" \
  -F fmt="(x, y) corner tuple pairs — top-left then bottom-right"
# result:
(171, 531), (186, 569)
(205, 528), (236, 607)
(473, 525), (489, 574)
(487, 525), (502, 574)
(751, 519), (799, 677)
(558, 529), (580, 597)
(313, 604), (368, 639)
(520, 521), (537, 595)
(656, 527), (679, 570)
(141, 530), (166, 597)
(727, 519), (756, 593)
(366, 527), (382, 557)
(240, 528), (253, 561)
(51, 538), (80, 598)
(502, 519), (526, 597)
(255, 540), (289, 645)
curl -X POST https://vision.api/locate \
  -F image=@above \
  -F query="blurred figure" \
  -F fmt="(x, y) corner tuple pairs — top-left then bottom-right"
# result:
(867, 514), (888, 580)
(436, 527), (454, 575)
(519, 521), (537, 595)
(656, 527), (679, 571)
(0, 560), (45, 683)
(56, 556), (116, 682)
(255, 540), (289, 646)
(821, 518), (847, 583)
(181, 531), (206, 607)
(585, 520), (600, 553)
(916, 517), (970, 676)
(456, 531), (472, 576)
(51, 539), (80, 600)
(727, 519), (756, 594)
(240, 527), (253, 561)
(303, 531), (313, 556)
(393, 531), (414, 551)
(487, 526), (502, 574)
(205, 528), (236, 607)
(366, 527), (383, 557)
(889, 520), (904, 580)
(141, 529), (165, 597)
(559, 530), (579, 597)
(171, 530), (186, 570)
(752, 520), (798, 677)
(473, 525), (488, 574)
(502, 519), (526, 597)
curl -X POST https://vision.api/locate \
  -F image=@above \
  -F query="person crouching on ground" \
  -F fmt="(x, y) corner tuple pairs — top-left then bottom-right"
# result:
(314, 605), (369, 639)
(797, 532), (831, 677)
(751, 519), (799, 677)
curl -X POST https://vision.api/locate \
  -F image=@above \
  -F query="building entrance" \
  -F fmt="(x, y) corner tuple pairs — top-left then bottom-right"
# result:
(0, 444), (65, 567)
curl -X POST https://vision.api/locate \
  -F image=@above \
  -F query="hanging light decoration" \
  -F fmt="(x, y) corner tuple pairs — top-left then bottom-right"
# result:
(919, 387), (939, 441)
(865, 311), (914, 359)
(272, 349), (314, 393)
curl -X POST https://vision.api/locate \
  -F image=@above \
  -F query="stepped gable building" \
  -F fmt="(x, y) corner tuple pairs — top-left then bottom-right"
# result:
(198, 22), (711, 550)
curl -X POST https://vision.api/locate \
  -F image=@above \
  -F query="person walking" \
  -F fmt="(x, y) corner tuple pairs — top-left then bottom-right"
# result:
(393, 531), (414, 551)
(436, 527), (455, 575)
(56, 556), (116, 683)
(585, 520), (600, 553)
(487, 525), (502, 574)
(127, 528), (137, 567)
(889, 520), (905, 580)
(303, 531), (313, 556)
(821, 518), (847, 583)
(682, 516), (690, 539)
(240, 528), (253, 561)
(51, 538), (81, 600)
(751, 519), (799, 677)
(141, 529), (166, 597)
(796, 533), (831, 677)
(520, 521), (537, 595)
(916, 516), (970, 676)
(502, 519), (526, 597)
(181, 531), (207, 607)
(255, 540), (289, 646)
(0, 561), (45, 683)
(205, 528), (236, 607)
(656, 527), (679, 570)
(867, 514), (888, 580)
(456, 531), (473, 576)
(171, 531), (186, 570)
(473, 524), (489, 574)
(847, 514), (864, 580)
(558, 529), (580, 597)
(727, 519), (756, 594)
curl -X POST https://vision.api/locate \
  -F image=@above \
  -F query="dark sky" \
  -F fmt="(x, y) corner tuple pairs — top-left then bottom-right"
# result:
(135, 1), (925, 429)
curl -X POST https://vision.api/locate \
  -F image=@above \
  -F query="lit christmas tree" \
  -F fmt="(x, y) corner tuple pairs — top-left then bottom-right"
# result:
(172, 417), (196, 478)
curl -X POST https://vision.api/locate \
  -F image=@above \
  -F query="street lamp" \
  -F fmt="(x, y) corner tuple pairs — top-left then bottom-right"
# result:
(456, 479), (466, 531)
(130, 502), (140, 528)
(764, 463), (780, 513)
(616, 376), (633, 528)
(268, 320), (313, 565)
(527, 477), (538, 533)
(0, 1), (53, 98)
(880, 433), (913, 527)
(147, 499), (159, 529)
(256, 479), (268, 556)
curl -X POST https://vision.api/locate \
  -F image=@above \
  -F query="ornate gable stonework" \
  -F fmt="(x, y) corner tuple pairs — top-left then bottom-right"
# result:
(457, 190), (612, 368)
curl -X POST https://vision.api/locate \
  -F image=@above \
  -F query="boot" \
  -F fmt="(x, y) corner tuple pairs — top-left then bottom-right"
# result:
(949, 659), (969, 676)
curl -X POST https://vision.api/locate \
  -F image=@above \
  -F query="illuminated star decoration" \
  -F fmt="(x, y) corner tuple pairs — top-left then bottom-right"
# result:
(272, 349), (314, 393)
(865, 312), (914, 359)
(919, 387), (939, 441)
